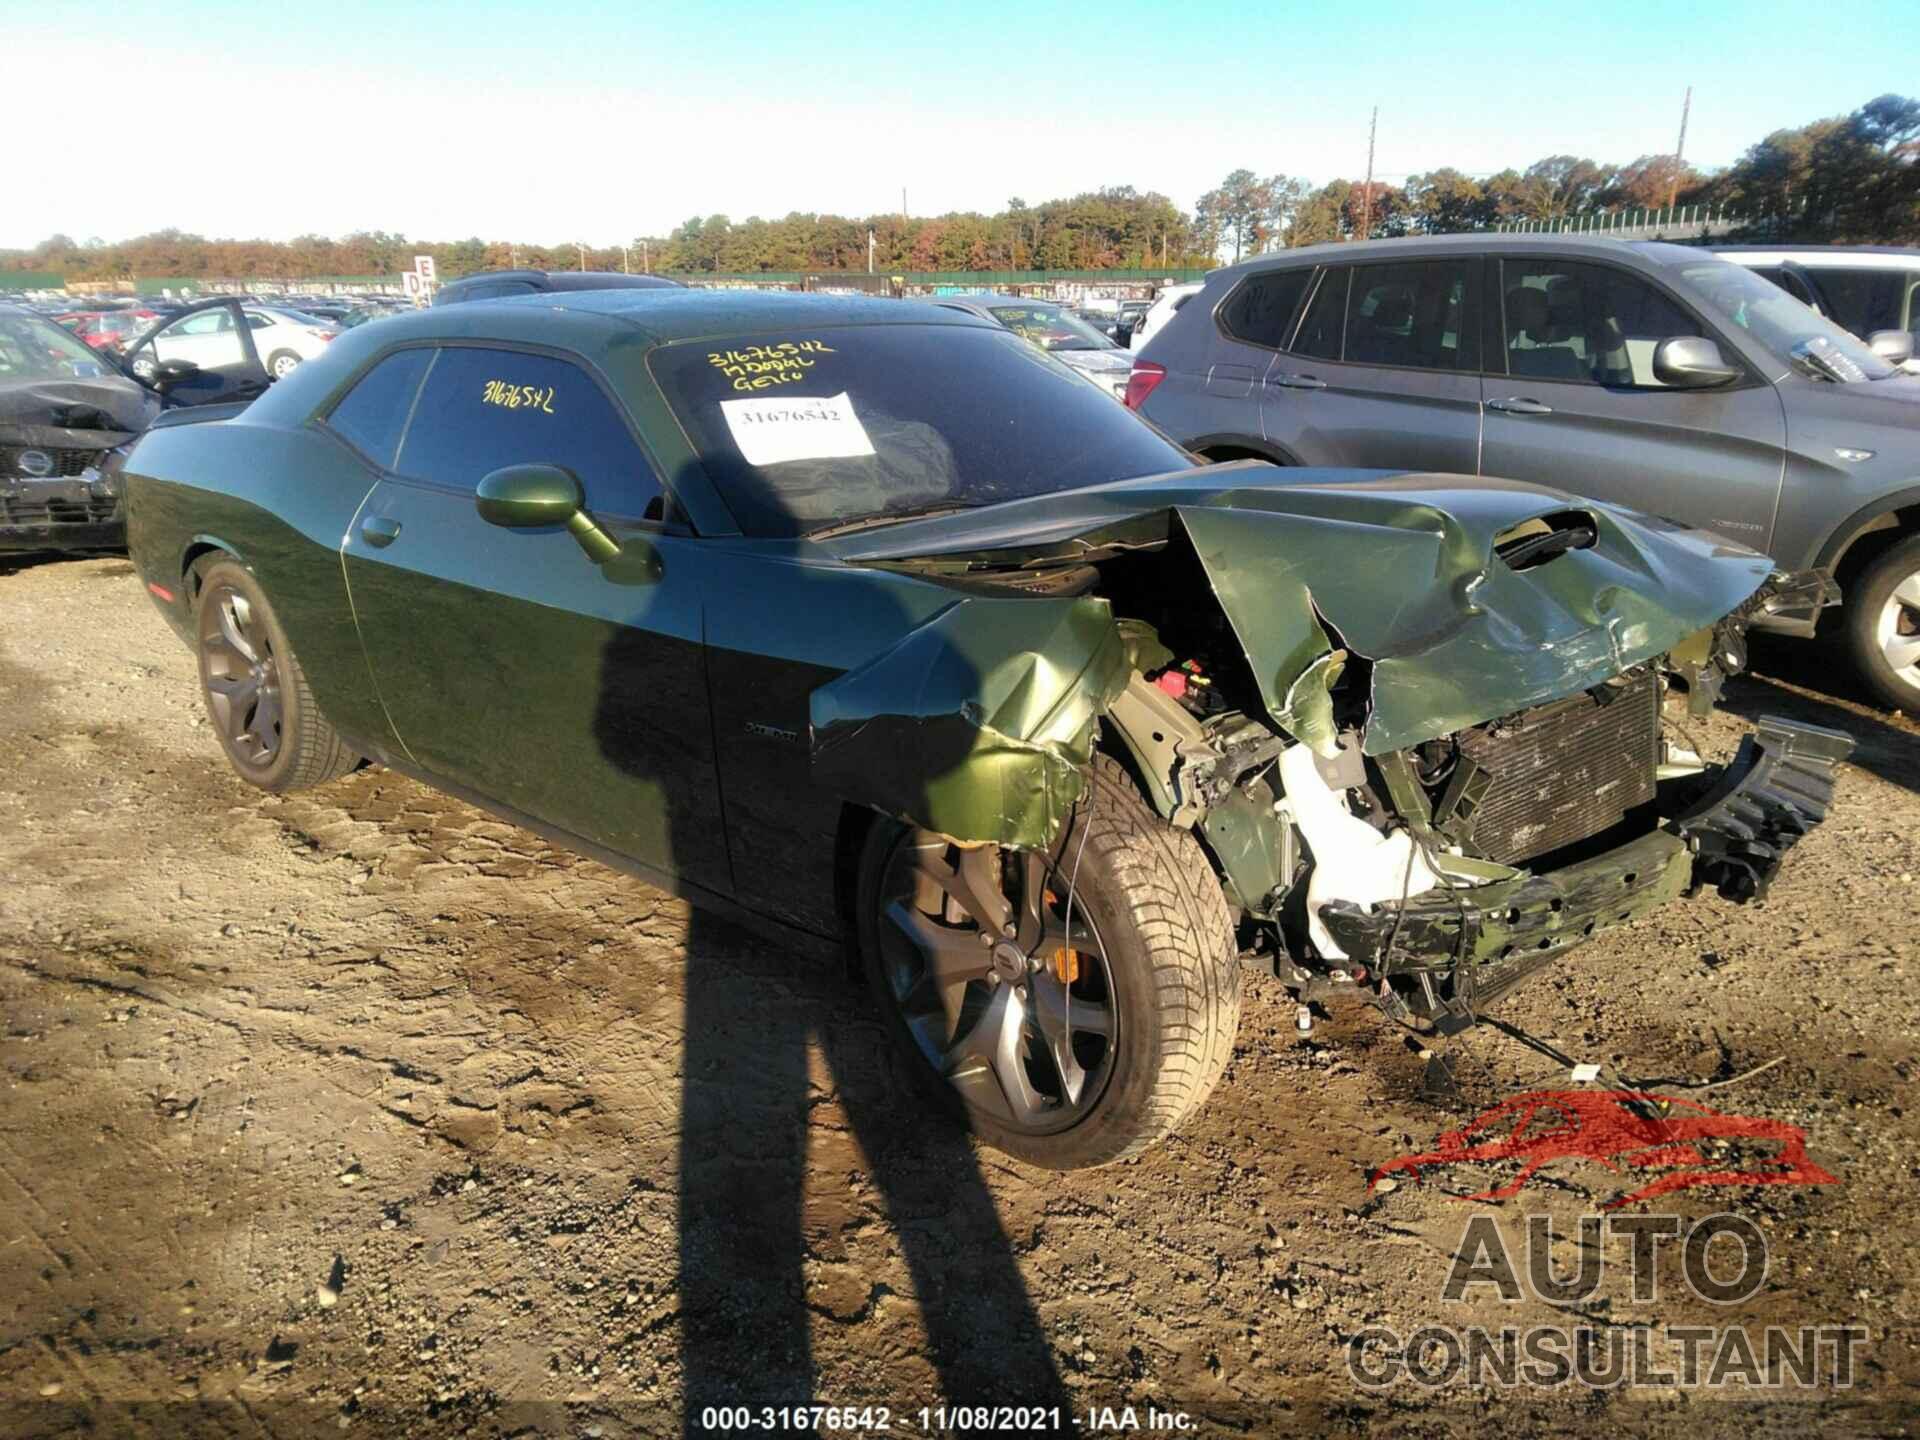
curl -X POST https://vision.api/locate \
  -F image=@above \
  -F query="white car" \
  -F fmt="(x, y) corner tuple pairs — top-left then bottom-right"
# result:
(1130, 283), (1203, 351)
(132, 304), (339, 381)
(1715, 246), (1920, 372)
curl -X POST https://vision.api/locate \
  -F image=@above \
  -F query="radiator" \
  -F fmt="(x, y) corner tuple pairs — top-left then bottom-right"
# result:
(1446, 670), (1659, 865)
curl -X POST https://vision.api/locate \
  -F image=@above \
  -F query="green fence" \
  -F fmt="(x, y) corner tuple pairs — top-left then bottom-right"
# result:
(0, 272), (64, 290)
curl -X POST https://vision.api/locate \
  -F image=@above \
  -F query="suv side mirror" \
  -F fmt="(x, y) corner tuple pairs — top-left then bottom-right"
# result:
(1652, 336), (1741, 389)
(476, 463), (620, 563)
(1868, 329), (1915, 365)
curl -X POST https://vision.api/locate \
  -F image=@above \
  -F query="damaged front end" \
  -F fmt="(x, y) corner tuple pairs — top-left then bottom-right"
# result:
(807, 465), (1854, 1027)
(0, 380), (154, 554)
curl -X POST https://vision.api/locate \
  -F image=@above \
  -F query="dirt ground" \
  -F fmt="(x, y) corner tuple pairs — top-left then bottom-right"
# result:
(1, 552), (1917, 1439)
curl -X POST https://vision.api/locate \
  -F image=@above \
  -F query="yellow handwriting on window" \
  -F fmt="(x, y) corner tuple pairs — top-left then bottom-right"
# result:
(480, 379), (557, 413)
(704, 339), (836, 393)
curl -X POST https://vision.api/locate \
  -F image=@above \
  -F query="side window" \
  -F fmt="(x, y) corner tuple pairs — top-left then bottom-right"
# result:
(244, 312), (275, 330)
(1345, 260), (1477, 371)
(176, 309), (233, 336)
(1501, 260), (1702, 388)
(323, 348), (434, 468)
(396, 347), (667, 521)
(1290, 268), (1348, 361)
(1217, 269), (1311, 350)
(1808, 268), (1904, 339)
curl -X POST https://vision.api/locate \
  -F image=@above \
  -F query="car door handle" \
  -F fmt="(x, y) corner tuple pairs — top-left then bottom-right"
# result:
(360, 515), (402, 548)
(1486, 396), (1554, 415)
(1267, 373), (1327, 391)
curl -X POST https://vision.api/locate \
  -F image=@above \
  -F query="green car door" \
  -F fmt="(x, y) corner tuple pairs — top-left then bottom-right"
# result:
(338, 342), (730, 891)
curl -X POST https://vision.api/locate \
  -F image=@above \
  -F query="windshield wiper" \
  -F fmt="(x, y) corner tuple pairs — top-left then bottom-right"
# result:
(804, 502), (979, 540)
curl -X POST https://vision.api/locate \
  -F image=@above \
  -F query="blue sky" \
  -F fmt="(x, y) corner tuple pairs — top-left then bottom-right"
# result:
(8, 0), (1916, 249)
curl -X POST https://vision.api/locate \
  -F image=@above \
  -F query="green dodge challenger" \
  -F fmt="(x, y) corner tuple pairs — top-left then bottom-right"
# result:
(124, 289), (1852, 1168)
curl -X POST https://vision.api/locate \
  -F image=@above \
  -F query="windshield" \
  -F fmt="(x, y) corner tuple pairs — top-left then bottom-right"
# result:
(984, 302), (1118, 352)
(0, 312), (116, 381)
(650, 323), (1191, 538)
(1679, 259), (1896, 381)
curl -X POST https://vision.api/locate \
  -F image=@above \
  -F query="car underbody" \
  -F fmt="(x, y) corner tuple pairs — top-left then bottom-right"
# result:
(808, 477), (1853, 1031)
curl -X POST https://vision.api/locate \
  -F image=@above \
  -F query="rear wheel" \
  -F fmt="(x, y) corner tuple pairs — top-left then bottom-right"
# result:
(1846, 534), (1920, 713)
(194, 558), (359, 791)
(266, 349), (302, 379)
(856, 756), (1240, 1169)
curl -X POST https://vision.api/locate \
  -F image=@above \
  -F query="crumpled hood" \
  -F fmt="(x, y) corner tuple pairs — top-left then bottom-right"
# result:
(0, 375), (157, 449)
(828, 463), (1776, 757)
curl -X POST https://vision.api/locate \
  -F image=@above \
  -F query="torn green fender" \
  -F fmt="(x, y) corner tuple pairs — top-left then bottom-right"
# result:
(809, 594), (1132, 849)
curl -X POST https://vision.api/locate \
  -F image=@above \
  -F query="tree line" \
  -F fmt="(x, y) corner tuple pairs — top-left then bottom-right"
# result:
(1197, 94), (1918, 258)
(5, 94), (1913, 284)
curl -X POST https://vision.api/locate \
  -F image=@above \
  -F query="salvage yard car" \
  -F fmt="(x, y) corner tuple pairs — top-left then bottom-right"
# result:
(123, 290), (1850, 1168)
(1, 303), (156, 554)
(931, 295), (1135, 399)
(1132, 234), (1920, 713)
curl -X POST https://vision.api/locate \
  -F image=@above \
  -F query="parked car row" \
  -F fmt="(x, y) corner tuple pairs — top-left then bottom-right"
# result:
(1129, 235), (1920, 713)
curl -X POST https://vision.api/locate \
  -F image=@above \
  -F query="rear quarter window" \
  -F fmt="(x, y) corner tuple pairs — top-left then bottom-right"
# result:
(323, 348), (433, 467)
(1218, 269), (1312, 350)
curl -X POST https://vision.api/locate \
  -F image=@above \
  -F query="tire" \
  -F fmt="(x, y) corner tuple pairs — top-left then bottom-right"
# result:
(130, 353), (157, 381)
(266, 349), (302, 379)
(856, 755), (1240, 1169)
(1845, 534), (1920, 713)
(193, 558), (359, 791)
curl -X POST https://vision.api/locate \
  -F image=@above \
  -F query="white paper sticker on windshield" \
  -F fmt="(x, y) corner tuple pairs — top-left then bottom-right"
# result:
(720, 391), (876, 467)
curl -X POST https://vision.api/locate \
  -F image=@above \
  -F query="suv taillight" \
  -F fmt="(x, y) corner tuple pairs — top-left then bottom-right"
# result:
(1123, 361), (1165, 410)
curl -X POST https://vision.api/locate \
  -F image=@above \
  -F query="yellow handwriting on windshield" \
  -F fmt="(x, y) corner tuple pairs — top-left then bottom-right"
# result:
(705, 339), (836, 393)
(481, 380), (556, 413)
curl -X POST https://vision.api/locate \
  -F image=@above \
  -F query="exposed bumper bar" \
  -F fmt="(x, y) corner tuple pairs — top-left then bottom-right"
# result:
(1318, 715), (1852, 1020)
(1674, 714), (1854, 902)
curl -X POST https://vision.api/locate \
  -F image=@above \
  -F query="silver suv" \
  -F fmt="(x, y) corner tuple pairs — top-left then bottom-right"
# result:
(1132, 235), (1920, 712)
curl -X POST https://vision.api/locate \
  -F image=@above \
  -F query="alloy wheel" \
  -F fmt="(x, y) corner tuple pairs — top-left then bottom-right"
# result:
(1876, 568), (1920, 683)
(201, 587), (283, 766)
(875, 834), (1116, 1134)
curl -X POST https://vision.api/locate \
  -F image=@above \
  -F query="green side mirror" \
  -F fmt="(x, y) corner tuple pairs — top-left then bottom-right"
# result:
(476, 463), (621, 563)
(476, 463), (584, 527)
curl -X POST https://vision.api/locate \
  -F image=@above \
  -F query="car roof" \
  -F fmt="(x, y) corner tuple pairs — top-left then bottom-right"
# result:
(483, 286), (1000, 344)
(1714, 245), (1920, 269)
(441, 269), (682, 293)
(1210, 233), (1709, 281)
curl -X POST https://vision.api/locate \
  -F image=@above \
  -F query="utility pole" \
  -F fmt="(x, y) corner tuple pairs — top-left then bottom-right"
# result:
(867, 228), (876, 275)
(1669, 85), (1693, 209)
(902, 187), (908, 218)
(621, 244), (630, 274)
(642, 240), (649, 274)
(1359, 105), (1378, 242)
(577, 241), (586, 271)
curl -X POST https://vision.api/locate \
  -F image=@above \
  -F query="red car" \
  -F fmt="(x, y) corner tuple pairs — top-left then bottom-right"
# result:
(1371, 1090), (1837, 1209)
(55, 308), (162, 353)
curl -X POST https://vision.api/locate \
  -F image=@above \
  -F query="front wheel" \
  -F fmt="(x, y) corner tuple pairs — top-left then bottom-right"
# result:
(1846, 534), (1920, 713)
(194, 558), (360, 791)
(856, 756), (1241, 1169)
